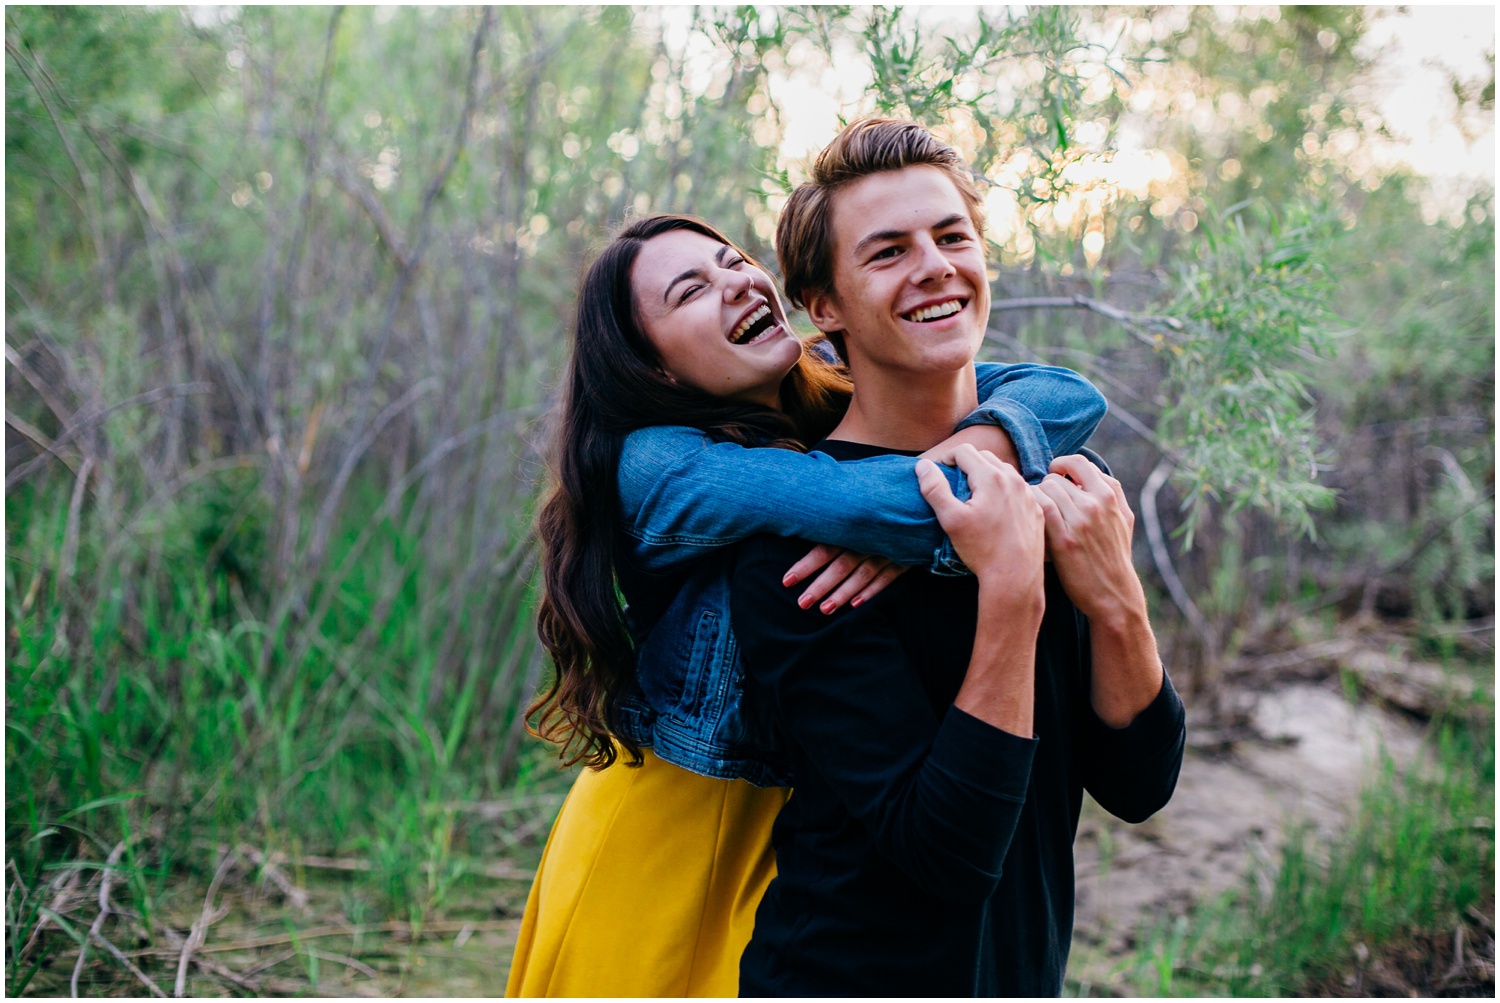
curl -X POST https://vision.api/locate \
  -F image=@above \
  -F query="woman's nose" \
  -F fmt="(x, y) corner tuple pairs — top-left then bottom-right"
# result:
(719, 267), (752, 300)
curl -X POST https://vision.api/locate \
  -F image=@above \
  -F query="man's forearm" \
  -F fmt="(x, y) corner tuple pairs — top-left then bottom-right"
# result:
(1087, 602), (1164, 729)
(954, 585), (1043, 738)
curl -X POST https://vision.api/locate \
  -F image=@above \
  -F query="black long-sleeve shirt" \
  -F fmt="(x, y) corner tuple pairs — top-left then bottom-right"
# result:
(732, 439), (1186, 997)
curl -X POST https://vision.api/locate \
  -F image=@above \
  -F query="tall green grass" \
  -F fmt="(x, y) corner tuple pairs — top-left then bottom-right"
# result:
(1111, 711), (1495, 996)
(5, 475), (566, 995)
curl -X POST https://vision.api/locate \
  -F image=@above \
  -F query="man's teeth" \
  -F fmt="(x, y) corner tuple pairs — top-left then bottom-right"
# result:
(731, 304), (774, 344)
(905, 300), (964, 322)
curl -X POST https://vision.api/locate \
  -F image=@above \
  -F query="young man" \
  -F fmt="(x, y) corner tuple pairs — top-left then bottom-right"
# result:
(731, 119), (1186, 996)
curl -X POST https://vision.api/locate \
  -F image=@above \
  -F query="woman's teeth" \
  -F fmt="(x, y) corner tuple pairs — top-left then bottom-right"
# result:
(730, 304), (776, 344)
(904, 299), (964, 322)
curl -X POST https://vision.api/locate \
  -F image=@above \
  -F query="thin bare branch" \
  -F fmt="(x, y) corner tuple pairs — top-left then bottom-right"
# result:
(88, 927), (168, 999)
(71, 842), (128, 998)
(173, 848), (238, 997)
(20, 856), (89, 962)
(5, 341), (81, 431)
(1141, 458), (1216, 657)
(156, 923), (264, 994)
(324, 153), (413, 268)
(60, 455), (94, 581)
(406, 7), (494, 264)
(5, 409), (81, 476)
(236, 844), (310, 911)
(304, 948), (380, 980)
(990, 294), (1181, 348)
(195, 918), (516, 954)
(288, 853), (535, 882)
(5, 382), (215, 490)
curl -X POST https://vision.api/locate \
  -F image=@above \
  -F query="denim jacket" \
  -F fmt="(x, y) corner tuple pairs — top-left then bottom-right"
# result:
(613, 362), (1106, 787)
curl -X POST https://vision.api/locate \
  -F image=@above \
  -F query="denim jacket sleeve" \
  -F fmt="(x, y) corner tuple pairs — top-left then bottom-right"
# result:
(619, 428), (962, 574)
(618, 363), (1106, 576)
(967, 362), (1108, 482)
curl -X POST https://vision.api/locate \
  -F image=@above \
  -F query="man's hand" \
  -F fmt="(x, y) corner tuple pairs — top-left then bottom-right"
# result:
(916, 445), (1044, 591)
(1031, 454), (1145, 627)
(1034, 453), (1163, 728)
(783, 544), (908, 614)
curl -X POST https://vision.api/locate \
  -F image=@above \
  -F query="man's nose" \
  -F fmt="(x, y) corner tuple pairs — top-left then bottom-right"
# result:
(911, 237), (955, 284)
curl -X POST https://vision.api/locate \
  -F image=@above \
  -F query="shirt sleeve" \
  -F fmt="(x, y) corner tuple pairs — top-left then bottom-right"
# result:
(1075, 615), (1187, 824)
(618, 426), (971, 575)
(963, 363), (1108, 482)
(732, 534), (1037, 903)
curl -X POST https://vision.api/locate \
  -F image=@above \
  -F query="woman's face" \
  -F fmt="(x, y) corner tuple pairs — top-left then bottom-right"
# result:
(631, 229), (802, 409)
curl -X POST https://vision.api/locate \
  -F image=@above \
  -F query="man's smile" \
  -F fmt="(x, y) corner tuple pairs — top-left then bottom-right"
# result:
(901, 297), (968, 323)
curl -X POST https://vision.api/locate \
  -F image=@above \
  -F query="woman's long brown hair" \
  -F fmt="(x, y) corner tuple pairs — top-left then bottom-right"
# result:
(529, 215), (852, 770)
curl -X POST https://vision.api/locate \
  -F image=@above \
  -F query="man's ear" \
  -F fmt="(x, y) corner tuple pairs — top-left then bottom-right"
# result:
(803, 288), (846, 336)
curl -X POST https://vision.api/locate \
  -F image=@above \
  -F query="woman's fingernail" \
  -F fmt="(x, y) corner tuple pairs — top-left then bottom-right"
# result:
(851, 596), (864, 608)
(820, 600), (836, 614)
(783, 573), (797, 586)
(798, 594), (813, 609)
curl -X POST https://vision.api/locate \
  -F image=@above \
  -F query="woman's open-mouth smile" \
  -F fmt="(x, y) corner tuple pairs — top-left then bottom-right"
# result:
(728, 302), (783, 345)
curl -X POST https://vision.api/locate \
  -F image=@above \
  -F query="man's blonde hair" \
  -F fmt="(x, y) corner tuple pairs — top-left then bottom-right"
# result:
(775, 118), (986, 357)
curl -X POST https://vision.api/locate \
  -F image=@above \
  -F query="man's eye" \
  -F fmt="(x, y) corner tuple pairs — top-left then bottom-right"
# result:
(938, 232), (970, 245)
(870, 246), (900, 261)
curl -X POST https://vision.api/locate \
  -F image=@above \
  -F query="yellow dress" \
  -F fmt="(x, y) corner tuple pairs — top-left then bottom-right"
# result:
(506, 748), (789, 997)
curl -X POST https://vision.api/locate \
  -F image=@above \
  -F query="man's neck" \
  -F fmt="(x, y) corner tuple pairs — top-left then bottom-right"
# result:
(828, 358), (979, 451)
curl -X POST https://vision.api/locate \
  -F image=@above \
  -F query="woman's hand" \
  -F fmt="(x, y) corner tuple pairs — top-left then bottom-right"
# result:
(783, 544), (908, 614)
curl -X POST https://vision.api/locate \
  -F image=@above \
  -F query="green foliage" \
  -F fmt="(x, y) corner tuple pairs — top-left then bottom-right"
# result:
(805, 6), (1131, 209)
(5, 475), (566, 990)
(1159, 200), (1341, 546)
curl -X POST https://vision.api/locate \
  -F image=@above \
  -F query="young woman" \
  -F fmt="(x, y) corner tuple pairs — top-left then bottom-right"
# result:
(505, 215), (1105, 996)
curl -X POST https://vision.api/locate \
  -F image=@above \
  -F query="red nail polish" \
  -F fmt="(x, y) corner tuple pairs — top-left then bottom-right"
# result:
(820, 600), (835, 614)
(798, 595), (812, 609)
(851, 596), (863, 608)
(783, 573), (797, 587)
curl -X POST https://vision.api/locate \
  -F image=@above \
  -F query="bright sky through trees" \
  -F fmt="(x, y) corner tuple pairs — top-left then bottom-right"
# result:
(754, 6), (1494, 229)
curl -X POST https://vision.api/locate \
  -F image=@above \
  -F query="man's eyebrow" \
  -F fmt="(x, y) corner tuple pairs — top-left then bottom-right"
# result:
(853, 228), (908, 257)
(663, 245), (734, 304)
(852, 214), (970, 257)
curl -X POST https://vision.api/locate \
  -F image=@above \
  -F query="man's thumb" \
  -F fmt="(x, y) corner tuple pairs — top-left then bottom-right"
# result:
(916, 459), (959, 515)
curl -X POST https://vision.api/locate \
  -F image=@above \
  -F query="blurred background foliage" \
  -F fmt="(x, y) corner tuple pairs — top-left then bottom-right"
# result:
(5, 4), (1493, 996)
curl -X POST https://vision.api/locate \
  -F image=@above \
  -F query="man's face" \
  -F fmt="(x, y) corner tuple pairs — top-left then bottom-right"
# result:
(805, 165), (990, 378)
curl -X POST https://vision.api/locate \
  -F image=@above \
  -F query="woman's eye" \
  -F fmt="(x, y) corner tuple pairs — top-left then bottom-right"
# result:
(678, 284), (703, 304)
(727, 256), (747, 268)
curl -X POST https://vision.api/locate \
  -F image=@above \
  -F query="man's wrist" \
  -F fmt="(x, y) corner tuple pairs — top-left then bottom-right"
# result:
(976, 578), (1046, 629)
(1084, 596), (1151, 639)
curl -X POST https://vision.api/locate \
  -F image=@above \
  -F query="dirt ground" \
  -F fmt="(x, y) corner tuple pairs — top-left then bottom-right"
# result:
(1067, 677), (1427, 990)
